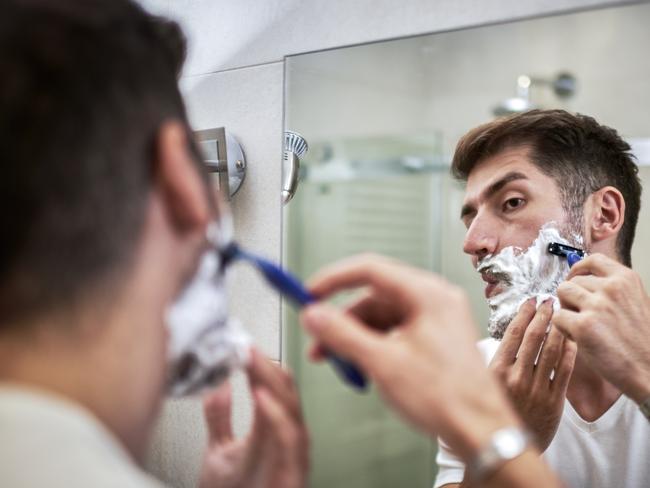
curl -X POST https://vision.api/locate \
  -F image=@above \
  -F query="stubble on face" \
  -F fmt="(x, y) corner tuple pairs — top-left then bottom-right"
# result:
(478, 220), (584, 339)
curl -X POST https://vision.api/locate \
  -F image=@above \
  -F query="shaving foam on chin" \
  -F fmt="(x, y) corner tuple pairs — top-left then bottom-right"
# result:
(165, 217), (251, 397)
(477, 223), (582, 340)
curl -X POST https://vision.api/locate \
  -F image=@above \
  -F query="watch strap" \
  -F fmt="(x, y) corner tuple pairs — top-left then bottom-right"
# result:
(466, 427), (532, 482)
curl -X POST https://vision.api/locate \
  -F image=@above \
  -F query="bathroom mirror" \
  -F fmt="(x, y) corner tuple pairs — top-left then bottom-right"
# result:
(283, 3), (650, 486)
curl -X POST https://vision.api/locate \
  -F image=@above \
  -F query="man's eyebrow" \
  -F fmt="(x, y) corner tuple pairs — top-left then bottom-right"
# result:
(485, 171), (529, 199)
(459, 171), (529, 220)
(460, 203), (475, 220)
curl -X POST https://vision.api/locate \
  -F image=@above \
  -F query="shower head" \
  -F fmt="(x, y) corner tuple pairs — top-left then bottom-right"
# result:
(285, 130), (308, 157)
(493, 97), (537, 117)
(492, 72), (577, 117)
(282, 131), (309, 204)
(493, 75), (536, 116)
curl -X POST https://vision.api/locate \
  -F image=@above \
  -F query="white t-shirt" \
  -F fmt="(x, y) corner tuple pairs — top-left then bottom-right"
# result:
(434, 338), (650, 488)
(0, 385), (165, 488)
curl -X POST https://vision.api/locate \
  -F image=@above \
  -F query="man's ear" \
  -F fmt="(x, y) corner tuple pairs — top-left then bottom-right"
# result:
(155, 121), (210, 234)
(586, 186), (626, 244)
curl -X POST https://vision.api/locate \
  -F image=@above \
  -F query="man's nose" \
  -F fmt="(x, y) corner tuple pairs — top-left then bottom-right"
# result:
(463, 219), (498, 262)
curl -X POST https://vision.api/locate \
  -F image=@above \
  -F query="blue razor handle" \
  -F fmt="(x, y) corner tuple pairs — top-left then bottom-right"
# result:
(233, 248), (368, 391)
(567, 252), (583, 268)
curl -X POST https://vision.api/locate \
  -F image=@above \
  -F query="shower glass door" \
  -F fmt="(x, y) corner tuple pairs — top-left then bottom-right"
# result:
(283, 134), (445, 488)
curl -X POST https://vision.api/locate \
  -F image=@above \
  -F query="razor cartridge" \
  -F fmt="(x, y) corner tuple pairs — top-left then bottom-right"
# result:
(548, 242), (585, 267)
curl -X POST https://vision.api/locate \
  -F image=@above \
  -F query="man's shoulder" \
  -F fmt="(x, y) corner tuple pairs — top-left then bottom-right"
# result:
(0, 386), (166, 488)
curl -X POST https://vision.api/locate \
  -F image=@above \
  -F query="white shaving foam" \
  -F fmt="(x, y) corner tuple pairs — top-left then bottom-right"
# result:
(477, 223), (582, 339)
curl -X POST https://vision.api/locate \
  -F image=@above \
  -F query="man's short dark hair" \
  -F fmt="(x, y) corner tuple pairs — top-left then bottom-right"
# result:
(0, 0), (197, 327)
(452, 109), (642, 267)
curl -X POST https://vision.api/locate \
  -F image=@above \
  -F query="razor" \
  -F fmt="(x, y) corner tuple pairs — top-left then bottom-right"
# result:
(207, 222), (367, 391)
(548, 242), (585, 267)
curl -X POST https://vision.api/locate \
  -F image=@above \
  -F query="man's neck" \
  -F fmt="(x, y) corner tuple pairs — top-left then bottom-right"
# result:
(0, 311), (151, 461)
(566, 351), (622, 422)
(0, 249), (172, 464)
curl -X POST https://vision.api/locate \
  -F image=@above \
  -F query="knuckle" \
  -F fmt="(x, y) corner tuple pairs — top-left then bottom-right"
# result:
(506, 372), (524, 393)
(605, 276), (623, 294)
(490, 364), (507, 382)
(575, 313), (595, 337)
(508, 324), (525, 341)
(527, 328), (546, 345)
(593, 253), (607, 266)
(621, 267), (634, 280)
(543, 343), (560, 359)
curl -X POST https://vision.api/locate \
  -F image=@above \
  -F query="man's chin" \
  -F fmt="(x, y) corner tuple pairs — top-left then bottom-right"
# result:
(487, 307), (517, 340)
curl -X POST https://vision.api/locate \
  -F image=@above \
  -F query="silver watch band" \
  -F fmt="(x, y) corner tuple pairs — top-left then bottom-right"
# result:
(639, 396), (650, 422)
(466, 427), (532, 482)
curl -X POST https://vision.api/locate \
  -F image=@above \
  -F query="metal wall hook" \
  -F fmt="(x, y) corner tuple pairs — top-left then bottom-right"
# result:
(195, 127), (247, 199)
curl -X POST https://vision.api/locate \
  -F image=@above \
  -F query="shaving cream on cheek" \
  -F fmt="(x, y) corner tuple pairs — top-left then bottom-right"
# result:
(477, 223), (582, 339)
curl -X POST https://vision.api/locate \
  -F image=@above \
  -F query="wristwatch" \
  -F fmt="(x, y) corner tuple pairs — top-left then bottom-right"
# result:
(466, 427), (532, 482)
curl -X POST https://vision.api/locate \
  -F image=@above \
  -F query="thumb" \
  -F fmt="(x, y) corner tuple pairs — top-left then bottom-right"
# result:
(203, 381), (234, 445)
(300, 303), (385, 372)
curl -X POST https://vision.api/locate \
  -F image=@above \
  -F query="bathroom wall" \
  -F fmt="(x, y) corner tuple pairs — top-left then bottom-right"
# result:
(137, 1), (636, 486)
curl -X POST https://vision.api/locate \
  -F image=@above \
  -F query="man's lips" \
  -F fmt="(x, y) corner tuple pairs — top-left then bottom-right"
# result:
(484, 282), (504, 299)
(480, 270), (507, 299)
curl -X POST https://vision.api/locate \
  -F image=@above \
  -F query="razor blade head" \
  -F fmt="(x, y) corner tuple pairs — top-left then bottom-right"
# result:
(548, 242), (585, 258)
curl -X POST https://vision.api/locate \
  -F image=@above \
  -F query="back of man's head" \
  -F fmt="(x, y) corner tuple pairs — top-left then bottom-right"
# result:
(452, 110), (642, 266)
(0, 0), (190, 328)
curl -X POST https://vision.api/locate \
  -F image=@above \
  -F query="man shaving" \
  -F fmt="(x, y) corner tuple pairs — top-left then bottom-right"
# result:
(0, 2), (307, 487)
(435, 110), (650, 487)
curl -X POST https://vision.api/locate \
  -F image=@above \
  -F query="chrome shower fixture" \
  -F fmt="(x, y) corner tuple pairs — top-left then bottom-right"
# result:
(282, 130), (309, 204)
(195, 127), (247, 199)
(493, 72), (577, 117)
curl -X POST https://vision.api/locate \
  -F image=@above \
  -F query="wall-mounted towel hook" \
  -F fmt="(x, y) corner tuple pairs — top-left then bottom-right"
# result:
(282, 131), (308, 204)
(195, 127), (247, 199)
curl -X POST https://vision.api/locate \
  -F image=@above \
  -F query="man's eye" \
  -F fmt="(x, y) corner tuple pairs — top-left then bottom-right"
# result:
(503, 198), (525, 212)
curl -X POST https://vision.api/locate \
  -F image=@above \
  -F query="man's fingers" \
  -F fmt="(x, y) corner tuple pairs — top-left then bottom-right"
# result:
(301, 303), (385, 374)
(552, 308), (581, 340)
(254, 387), (307, 482)
(535, 325), (565, 383)
(567, 275), (603, 292)
(307, 342), (327, 362)
(203, 381), (234, 445)
(345, 293), (402, 330)
(515, 300), (554, 371)
(247, 349), (303, 423)
(557, 281), (591, 312)
(307, 254), (425, 305)
(568, 253), (619, 279)
(551, 338), (577, 394)
(492, 298), (536, 367)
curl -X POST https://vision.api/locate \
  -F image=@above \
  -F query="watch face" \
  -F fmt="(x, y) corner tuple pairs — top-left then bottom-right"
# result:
(493, 428), (528, 458)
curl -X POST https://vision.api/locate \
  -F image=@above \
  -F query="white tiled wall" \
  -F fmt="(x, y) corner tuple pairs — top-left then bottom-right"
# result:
(180, 63), (285, 362)
(140, 1), (633, 486)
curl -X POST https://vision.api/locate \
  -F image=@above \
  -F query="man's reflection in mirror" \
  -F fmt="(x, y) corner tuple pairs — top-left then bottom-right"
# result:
(435, 110), (649, 488)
